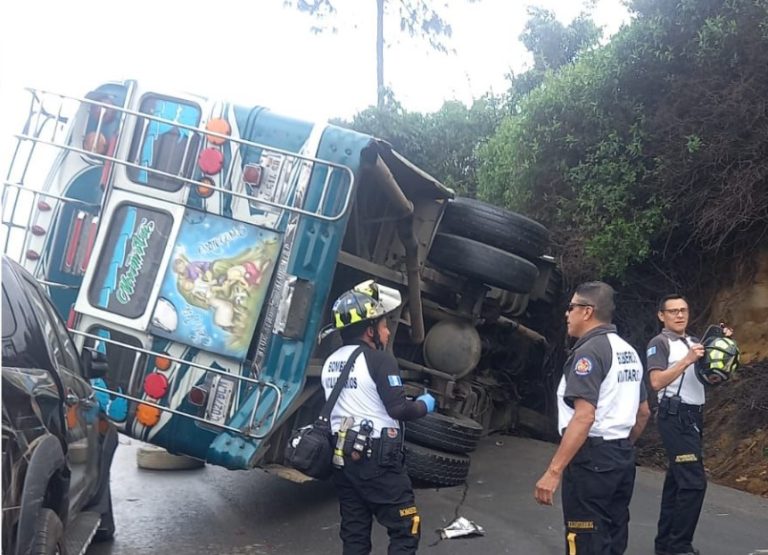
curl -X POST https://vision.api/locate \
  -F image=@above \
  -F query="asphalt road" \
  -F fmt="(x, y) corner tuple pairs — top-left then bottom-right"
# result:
(88, 436), (768, 555)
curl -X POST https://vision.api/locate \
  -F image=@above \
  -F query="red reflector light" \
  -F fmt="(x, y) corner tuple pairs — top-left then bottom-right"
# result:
(26, 250), (40, 260)
(37, 201), (51, 211)
(64, 212), (86, 270)
(144, 372), (169, 399)
(80, 217), (99, 273)
(198, 148), (224, 175)
(188, 386), (207, 407)
(31, 225), (46, 236)
(66, 305), (77, 329)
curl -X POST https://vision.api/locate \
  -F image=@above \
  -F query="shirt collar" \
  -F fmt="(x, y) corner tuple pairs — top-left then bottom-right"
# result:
(661, 328), (687, 342)
(572, 324), (617, 350)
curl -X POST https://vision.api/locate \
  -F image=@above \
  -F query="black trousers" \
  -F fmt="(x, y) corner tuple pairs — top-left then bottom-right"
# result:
(561, 439), (636, 555)
(332, 450), (420, 555)
(655, 406), (706, 554)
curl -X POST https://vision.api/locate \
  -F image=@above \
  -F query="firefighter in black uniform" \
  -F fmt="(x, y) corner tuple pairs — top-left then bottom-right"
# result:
(647, 294), (733, 555)
(535, 281), (650, 555)
(321, 280), (435, 555)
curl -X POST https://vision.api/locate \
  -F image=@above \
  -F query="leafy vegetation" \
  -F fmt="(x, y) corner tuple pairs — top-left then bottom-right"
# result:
(479, 0), (768, 292)
(335, 93), (504, 196)
(334, 0), (768, 342)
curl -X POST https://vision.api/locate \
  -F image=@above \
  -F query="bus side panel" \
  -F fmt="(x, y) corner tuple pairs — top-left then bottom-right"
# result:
(206, 125), (371, 469)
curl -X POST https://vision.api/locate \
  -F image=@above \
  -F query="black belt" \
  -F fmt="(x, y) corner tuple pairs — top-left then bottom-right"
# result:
(332, 432), (382, 443)
(659, 397), (703, 413)
(586, 436), (631, 447)
(332, 432), (383, 457)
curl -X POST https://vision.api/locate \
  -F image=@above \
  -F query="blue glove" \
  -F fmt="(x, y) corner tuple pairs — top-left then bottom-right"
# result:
(417, 392), (436, 413)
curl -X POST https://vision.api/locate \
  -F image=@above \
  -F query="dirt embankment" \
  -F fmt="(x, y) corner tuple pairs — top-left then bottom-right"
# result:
(704, 363), (768, 495)
(637, 362), (768, 497)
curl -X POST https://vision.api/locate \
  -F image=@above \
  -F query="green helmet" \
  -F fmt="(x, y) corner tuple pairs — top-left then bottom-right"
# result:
(695, 336), (740, 386)
(332, 280), (402, 330)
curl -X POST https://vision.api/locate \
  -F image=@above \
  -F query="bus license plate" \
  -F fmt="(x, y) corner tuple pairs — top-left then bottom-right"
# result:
(206, 377), (235, 427)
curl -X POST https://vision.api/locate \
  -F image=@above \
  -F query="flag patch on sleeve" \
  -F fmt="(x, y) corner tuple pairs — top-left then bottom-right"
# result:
(647, 346), (657, 357)
(388, 375), (403, 387)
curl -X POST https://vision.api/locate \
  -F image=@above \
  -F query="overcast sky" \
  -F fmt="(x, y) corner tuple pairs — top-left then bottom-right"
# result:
(0, 0), (630, 167)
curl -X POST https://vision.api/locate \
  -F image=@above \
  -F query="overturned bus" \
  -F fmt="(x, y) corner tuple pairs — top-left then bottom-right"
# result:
(2, 80), (559, 486)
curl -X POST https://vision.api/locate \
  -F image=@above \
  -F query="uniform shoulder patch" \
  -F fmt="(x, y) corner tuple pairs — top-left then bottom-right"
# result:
(573, 356), (594, 376)
(387, 375), (403, 387)
(647, 345), (657, 357)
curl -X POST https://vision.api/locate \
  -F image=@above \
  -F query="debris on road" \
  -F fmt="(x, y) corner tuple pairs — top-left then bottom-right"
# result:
(440, 516), (485, 539)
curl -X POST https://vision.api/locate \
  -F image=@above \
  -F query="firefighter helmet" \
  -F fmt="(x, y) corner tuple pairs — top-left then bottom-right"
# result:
(695, 335), (740, 386)
(332, 280), (401, 330)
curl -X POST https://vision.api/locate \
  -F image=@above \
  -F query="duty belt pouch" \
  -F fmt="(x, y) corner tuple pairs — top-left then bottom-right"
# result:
(284, 347), (363, 479)
(666, 395), (681, 416)
(343, 429), (358, 456)
(377, 427), (403, 467)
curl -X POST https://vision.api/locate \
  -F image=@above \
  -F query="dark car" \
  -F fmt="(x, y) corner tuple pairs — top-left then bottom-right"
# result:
(2, 256), (117, 555)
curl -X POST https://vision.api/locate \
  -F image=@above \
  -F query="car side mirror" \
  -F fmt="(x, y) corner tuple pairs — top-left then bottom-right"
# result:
(81, 347), (109, 379)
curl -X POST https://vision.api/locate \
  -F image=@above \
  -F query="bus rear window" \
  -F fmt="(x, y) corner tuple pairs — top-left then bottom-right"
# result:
(88, 203), (173, 319)
(127, 95), (202, 192)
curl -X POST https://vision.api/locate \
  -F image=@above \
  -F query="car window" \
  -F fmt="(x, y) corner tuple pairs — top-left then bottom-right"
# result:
(21, 277), (82, 376)
(43, 297), (82, 375)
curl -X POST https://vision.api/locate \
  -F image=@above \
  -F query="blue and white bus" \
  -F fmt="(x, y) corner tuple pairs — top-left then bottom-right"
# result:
(2, 79), (557, 483)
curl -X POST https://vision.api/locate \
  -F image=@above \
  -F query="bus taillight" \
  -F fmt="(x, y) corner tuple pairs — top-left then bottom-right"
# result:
(154, 356), (172, 371)
(188, 386), (208, 407)
(64, 211), (86, 270)
(144, 372), (169, 399)
(196, 177), (215, 198)
(80, 216), (99, 273)
(205, 118), (230, 145)
(198, 148), (224, 175)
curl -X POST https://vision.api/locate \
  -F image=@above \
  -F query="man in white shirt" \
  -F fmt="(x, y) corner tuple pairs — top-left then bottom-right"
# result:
(647, 294), (732, 555)
(535, 281), (650, 555)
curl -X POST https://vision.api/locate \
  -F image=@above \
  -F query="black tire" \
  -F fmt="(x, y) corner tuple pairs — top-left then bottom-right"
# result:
(404, 441), (470, 487)
(440, 197), (550, 260)
(31, 508), (67, 555)
(405, 413), (483, 454)
(428, 233), (539, 294)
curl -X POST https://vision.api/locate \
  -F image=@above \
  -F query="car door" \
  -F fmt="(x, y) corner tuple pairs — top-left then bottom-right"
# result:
(22, 277), (101, 514)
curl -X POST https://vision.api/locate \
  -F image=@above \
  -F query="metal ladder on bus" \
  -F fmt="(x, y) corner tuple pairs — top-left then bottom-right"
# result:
(1, 85), (356, 448)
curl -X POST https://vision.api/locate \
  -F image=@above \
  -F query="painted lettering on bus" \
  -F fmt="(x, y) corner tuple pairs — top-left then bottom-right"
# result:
(116, 218), (155, 304)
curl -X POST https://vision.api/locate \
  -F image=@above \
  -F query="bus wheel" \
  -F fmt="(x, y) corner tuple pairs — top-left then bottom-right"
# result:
(428, 233), (539, 294)
(404, 441), (470, 487)
(439, 197), (550, 260)
(405, 413), (483, 454)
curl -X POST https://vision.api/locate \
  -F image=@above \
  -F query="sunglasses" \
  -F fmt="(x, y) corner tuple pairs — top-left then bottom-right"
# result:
(567, 302), (594, 312)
